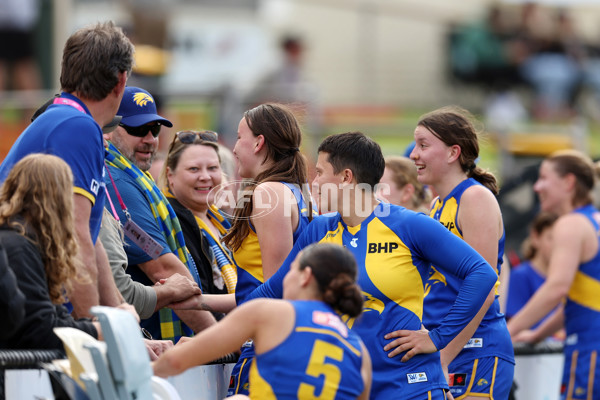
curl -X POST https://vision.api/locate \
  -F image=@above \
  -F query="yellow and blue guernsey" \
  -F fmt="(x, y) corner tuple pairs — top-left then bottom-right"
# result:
(233, 182), (313, 304)
(424, 179), (514, 370)
(229, 182), (314, 396)
(244, 202), (497, 399)
(249, 300), (364, 400)
(561, 204), (600, 399)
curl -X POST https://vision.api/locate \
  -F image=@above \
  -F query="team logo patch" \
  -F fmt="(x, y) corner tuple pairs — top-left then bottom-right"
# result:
(90, 179), (100, 195)
(464, 338), (483, 348)
(449, 373), (467, 387)
(477, 378), (488, 386)
(406, 372), (428, 384)
(133, 92), (154, 107)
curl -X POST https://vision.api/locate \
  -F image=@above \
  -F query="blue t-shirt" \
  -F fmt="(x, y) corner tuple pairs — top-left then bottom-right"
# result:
(506, 261), (546, 325)
(245, 203), (497, 399)
(0, 92), (106, 243)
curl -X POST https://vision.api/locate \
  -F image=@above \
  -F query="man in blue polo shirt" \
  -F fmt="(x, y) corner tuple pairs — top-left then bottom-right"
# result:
(0, 21), (134, 318)
(103, 86), (216, 341)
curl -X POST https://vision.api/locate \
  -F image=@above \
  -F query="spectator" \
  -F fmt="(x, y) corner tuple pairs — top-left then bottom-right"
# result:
(0, 21), (134, 318)
(104, 86), (216, 342)
(508, 150), (600, 398)
(160, 130), (237, 311)
(0, 154), (106, 350)
(377, 155), (432, 213)
(154, 243), (372, 400)
(99, 209), (202, 321)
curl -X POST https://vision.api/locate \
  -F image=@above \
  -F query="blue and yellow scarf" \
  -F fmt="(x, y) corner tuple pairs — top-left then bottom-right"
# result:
(163, 189), (237, 293)
(105, 142), (199, 342)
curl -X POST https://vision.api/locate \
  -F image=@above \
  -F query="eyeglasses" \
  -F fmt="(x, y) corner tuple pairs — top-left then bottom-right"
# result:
(176, 130), (219, 144)
(120, 123), (161, 138)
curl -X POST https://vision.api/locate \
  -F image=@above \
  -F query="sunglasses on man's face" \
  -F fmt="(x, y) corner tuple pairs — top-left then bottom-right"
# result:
(120, 123), (161, 138)
(176, 130), (219, 144)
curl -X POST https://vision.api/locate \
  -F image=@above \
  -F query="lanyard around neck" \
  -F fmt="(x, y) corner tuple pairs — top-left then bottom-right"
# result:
(104, 162), (131, 222)
(53, 97), (86, 114)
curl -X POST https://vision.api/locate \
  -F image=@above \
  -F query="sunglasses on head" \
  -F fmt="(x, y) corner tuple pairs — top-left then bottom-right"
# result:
(176, 130), (219, 144)
(120, 123), (161, 138)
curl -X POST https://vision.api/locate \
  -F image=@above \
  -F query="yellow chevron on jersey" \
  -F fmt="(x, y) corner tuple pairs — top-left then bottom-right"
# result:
(568, 270), (600, 312)
(365, 217), (424, 319)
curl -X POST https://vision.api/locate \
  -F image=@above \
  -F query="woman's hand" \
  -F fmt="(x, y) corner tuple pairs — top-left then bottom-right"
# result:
(383, 325), (437, 362)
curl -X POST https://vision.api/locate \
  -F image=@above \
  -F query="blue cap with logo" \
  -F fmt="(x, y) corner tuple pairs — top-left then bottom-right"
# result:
(117, 86), (173, 127)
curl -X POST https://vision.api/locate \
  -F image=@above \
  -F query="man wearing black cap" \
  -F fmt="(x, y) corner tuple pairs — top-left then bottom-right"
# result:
(104, 86), (216, 342)
(0, 21), (134, 319)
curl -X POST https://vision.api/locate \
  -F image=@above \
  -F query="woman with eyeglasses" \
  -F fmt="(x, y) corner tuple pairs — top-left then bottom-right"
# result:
(0, 154), (138, 351)
(159, 130), (237, 315)
(153, 243), (372, 400)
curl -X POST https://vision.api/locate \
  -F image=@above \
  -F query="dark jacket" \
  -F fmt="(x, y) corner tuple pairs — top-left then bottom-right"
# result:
(0, 239), (25, 340)
(0, 224), (97, 351)
(167, 197), (228, 296)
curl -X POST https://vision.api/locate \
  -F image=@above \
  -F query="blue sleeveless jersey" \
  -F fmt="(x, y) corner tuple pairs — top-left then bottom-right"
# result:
(229, 182), (313, 395)
(234, 182), (312, 304)
(245, 203), (497, 399)
(424, 178), (514, 367)
(560, 204), (600, 399)
(565, 204), (600, 349)
(249, 300), (364, 399)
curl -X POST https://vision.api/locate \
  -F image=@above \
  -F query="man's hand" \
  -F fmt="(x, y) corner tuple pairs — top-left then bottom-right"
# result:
(159, 273), (202, 302)
(144, 339), (174, 361)
(383, 325), (437, 362)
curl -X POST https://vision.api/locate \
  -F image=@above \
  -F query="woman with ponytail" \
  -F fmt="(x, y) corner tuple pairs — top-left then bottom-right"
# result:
(153, 243), (372, 400)
(223, 103), (314, 394)
(386, 106), (514, 399)
(508, 150), (600, 399)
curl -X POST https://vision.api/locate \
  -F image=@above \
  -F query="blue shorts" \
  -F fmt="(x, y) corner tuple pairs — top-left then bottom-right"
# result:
(448, 356), (514, 399)
(227, 350), (253, 396)
(561, 347), (599, 400)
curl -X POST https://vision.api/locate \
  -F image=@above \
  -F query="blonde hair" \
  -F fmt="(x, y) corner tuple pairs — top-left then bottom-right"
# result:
(384, 156), (432, 211)
(0, 154), (80, 304)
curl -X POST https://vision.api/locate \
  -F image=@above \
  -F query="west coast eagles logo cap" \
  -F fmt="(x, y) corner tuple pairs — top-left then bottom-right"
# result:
(117, 86), (173, 128)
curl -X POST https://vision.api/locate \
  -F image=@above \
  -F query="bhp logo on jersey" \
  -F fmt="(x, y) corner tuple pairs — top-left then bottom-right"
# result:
(442, 220), (455, 231)
(367, 242), (398, 253)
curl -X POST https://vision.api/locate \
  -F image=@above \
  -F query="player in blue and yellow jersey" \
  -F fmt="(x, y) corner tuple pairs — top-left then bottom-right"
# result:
(387, 106), (514, 399)
(222, 103), (315, 395)
(154, 243), (372, 400)
(508, 150), (600, 400)
(242, 132), (498, 399)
